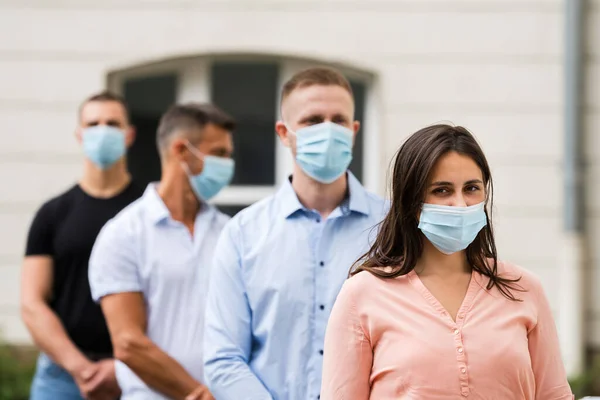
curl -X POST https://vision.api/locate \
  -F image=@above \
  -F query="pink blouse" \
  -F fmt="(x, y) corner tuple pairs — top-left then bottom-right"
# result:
(321, 262), (573, 400)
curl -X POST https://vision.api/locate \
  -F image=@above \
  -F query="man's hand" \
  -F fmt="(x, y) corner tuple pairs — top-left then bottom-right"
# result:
(67, 358), (99, 399)
(78, 360), (121, 400)
(184, 385), (215, 400)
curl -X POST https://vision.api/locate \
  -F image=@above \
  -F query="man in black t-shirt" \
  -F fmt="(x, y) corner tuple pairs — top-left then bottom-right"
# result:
(21, 91), (144, 400)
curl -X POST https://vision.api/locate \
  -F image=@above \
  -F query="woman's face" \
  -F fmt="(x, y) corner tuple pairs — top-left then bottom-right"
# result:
(423, 151), (486, 207)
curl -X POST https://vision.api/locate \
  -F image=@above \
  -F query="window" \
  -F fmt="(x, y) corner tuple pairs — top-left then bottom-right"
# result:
(211, 62), (278, 186)
(109, 57), (375, 217)
(123, 74), (177, 187)
(348, 79), (366, 183)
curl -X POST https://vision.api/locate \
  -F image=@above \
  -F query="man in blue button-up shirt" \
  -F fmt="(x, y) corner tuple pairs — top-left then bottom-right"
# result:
(203, 67), (388, 400)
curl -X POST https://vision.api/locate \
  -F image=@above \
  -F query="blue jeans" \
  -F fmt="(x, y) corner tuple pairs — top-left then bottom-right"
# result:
(30, 353), (83, 400)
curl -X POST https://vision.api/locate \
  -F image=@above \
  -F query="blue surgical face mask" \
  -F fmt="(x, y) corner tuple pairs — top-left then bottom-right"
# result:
(183, 142), (235, 201)
(82, 125), (126, 169)
(418, 202), (488, 255)
(287, 121), (353, 184)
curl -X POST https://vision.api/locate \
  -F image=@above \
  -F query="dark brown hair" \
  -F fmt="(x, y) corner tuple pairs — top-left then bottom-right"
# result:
(281, 67), (353, 103)
(156, 103), (236, 153)
(352, 124), (522, 300)
(79, 90), (129, 121)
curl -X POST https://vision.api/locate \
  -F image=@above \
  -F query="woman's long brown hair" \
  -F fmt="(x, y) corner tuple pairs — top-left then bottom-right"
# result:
(351, 124), (522, 300)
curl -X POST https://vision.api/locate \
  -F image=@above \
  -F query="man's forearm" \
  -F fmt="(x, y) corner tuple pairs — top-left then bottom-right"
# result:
(21, 301), (89, 373)
(116, 336), (202, 400)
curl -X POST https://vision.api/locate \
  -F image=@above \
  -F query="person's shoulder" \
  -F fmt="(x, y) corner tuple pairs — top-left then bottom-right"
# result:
(33, 184), (80, 218)
(208, 205), (231, 229)
(47, 184), (82, 204)
(114, 195), (147, 220)
(496, 260), (545, 294)
(341, 269), (392, 301)
(363, 189), (385, 204)
(362, 189), (390, 219)
(100, 196), (146, 236)
(345, 269), (379, 289)
(226, 192), (279, 229)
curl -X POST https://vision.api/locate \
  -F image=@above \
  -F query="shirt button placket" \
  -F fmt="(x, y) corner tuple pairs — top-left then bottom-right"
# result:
(454, 326), (470, 397)
(313, 212), (327, 397)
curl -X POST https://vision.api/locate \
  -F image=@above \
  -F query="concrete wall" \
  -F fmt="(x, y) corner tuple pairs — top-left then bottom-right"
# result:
(0, 0), (594, 360)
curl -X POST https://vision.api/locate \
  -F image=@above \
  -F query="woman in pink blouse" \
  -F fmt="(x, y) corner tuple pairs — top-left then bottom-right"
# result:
(321, 124), (573, 400)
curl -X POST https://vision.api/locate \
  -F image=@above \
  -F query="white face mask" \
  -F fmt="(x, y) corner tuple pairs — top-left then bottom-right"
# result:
(418, 202), (488, 255)
(286, 121), (353, 184)
(82, 125), (126, 169)
(181, 141), (235, 201)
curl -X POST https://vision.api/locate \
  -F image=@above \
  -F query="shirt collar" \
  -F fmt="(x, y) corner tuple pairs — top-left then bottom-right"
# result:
(143, 183), (171, 224)
(277, 178), (305, 219)
(346, 171), (370, 216)
(143, 183), (212, 225)
(277, 171), (371, 219)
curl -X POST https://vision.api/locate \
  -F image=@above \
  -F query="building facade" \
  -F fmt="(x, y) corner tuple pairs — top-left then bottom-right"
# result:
(0, 0), (598, 376)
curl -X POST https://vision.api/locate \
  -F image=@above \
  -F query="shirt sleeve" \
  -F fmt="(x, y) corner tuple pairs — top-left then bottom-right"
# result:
(203, 220), (273, 400)
(88, 217), (142, 302)
(527, 275), (574, 400)
(25, 202), (55, 256)
(320, 278), (372, 400)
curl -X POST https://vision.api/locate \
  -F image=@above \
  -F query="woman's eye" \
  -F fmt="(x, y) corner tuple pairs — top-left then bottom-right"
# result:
(465, 185), (481, 192)
(433, 188), (449, 194)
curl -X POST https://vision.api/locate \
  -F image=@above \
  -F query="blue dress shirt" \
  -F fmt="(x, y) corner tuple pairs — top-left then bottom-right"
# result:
(203, 172), (387, 400)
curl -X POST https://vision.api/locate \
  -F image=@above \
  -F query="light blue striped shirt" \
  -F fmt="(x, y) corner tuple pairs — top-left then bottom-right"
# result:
(203, 172), (387, 400)
(89, 184), (229, 400)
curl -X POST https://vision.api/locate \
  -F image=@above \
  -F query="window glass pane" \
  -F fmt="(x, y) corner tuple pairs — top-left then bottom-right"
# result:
(348, 79), (365, 183)
(211, 62), (278, 185)
(217, 204), (249, 217)
(124, 74), (177, 187)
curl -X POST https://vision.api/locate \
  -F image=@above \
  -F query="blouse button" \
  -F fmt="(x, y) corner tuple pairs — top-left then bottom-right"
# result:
(458, 347), (464, 353)
(454, 329), (460, 335)
(461, 367), (467, 374)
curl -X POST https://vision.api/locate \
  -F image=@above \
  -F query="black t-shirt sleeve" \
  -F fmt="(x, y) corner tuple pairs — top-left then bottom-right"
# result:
(25, 201), (56, 257)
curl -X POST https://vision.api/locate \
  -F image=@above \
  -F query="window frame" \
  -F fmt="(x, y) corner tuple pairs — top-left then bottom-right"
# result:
(108, 56), (379, 210)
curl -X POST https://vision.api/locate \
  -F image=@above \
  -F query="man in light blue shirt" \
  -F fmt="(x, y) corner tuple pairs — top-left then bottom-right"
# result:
(89, 103), (236, 400)
(203, 67), (388, 400)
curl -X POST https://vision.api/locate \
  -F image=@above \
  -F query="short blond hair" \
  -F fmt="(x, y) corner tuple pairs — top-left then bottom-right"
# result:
(281, 67), (353, 103)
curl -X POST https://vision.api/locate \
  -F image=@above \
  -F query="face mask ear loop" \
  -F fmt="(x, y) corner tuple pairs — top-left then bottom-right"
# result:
(184, 140), (208, 161)
(283, 122), (296, 137)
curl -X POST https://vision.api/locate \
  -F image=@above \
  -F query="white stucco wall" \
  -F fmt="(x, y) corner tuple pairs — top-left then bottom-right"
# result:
(0, 0), (594, 363)
(585, 3), (600, 350)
